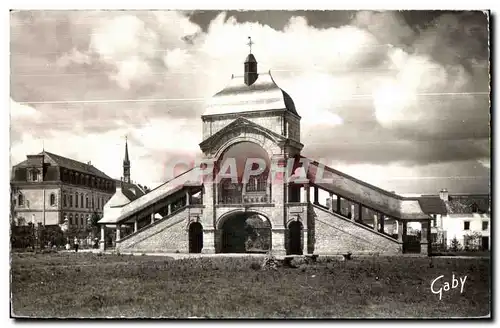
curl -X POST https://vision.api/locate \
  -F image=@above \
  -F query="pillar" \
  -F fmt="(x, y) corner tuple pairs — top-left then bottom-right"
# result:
(358, 204), (363, 223)
(303, 229), (308, 255)
(313, 186), (319, 204)
(202, 228), (216, 253)
(373, 213), (378, 232)
(397, 220), (403, 242)
(350, 204), (355, 221)
(150, 212), (154, 224)
(168, 203), (171, 216)
(134, 219), (138, 233)
(116, 224), (121, 242)
(305, 184), (310, 203)
(186, 190), (190, 206)
(271, 228), (286, 256)
(336, 196), (341, 214)
(421, 220), (430, 255)
(329, 192), (334, 212)
(379, 214), (385, 233)
(99, 225), (105, 251)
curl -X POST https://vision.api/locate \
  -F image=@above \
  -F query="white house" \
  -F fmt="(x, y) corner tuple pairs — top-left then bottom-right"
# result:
(422, 189), (490, 251)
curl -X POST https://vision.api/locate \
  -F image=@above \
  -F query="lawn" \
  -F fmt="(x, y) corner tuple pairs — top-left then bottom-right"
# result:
(10, 252), (491, 318)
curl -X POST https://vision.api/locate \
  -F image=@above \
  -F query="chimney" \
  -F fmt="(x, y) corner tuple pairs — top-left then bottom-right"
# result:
(439, 188), (449, 202)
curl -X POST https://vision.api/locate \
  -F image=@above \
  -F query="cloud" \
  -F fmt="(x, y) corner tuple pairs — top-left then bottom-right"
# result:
(9, 10), (490, 193)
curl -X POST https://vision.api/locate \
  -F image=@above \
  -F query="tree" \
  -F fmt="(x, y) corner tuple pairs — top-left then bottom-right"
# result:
(87, 211), (101, 239)
(10, 183), (19, 225)
(450, 237), (461, 252)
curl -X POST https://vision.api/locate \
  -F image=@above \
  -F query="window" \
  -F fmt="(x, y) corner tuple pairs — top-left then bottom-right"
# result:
(86, 196), (89, 208)
(75, 214), (79, 226)
(464, 221), (470, 231)
(432, 214), (437, 227)
(101, 197), (104, 209)
(81, 194), (84, 207)
(69, 214), (73, 225)
(30, 170), (38, 181)
(18, 194), (24, 206)
(50, 193), (56, 206)
(69, 195), (73, 207)
(81, 217), (84, 226)
(63, 194), (67, 207)
(75, 193), (79, 208)
(482, 221), (488, 231)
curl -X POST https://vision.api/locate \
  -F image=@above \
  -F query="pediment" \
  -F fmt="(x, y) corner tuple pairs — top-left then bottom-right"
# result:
(199, 116), (285, 154)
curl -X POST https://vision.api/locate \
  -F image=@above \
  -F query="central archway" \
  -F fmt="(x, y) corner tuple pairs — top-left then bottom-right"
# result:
(216, 141), (271, 205)
(218, 211), (271, 253)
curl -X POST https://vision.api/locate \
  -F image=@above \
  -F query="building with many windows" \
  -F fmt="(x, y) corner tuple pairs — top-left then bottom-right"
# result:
(10, 150), (116, 229)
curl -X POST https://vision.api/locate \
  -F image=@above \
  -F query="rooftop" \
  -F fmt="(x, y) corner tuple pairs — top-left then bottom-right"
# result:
(203, 71), (298, 117)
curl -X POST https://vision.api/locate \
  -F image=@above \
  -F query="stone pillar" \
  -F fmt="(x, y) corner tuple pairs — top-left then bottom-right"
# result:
(373, 213), (378, 232)
(99, 225), (105, 251)
(271, 156), (287, 228)
(397, 220), (403, 242)
(379, 214), (385, 233)
(303, 229), (308, 255)
(202, 228), (216, 253)
(420, 220), (430, 255)
(271, 228), (286, 256)
(150, 212), (154, 224)
(116, 224), (121, 242)
(328, 192), (334, 212)
(134, 219), (138, 233)
(313, 186), (319, 204)
(305, 184), (310, 203)
(167, 203), (171, 216)
(350, 204), (355, 221)
(358, 204), (363, 223)
(186, 190), (190, 206)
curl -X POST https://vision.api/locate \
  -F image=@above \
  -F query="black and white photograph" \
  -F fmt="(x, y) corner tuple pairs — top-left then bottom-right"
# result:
(8, 7), (491, 319)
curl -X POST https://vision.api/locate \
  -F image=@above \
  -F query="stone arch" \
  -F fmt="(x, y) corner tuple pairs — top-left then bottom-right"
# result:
(216, 209), (273, 230)
(216, 209), (272, 254)
(288, 220), (303, 255)
(286, 214), (303, 227)
(214, 134), (281, 162)
(188, 221), (203, 253)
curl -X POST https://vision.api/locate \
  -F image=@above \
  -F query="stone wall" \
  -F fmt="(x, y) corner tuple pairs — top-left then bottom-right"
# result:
(116, 208), (190, 253)
(311, 205), (401, 255)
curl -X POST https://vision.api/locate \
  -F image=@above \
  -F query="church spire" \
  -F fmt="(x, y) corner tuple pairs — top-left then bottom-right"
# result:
(244, 36), (258, 86)
(123, 136), (130, 184)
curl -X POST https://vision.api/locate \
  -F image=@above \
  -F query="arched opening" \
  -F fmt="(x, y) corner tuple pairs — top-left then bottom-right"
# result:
(288, 220), (303, 255)
(219, 212), (271, 253)
(188, 222), (203, 253)
(50, 193), (56, 206)
(216, 141), (271, 205)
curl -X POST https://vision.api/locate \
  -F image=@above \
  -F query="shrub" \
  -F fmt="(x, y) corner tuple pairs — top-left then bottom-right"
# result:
(250, 262), (261, 270)
(450, 237), (461, 252)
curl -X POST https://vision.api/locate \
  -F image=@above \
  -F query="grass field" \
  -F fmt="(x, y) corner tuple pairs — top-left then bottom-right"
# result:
(10, 252), (491, 318)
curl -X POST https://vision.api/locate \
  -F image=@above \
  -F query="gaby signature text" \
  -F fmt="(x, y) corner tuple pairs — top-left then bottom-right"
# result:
(431, 274), (467, 300)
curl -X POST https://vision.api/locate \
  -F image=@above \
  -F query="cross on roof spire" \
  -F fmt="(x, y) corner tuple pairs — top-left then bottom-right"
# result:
(247, 36), (254, 54)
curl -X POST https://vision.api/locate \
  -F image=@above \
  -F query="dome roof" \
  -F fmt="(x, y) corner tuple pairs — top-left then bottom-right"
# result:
(203, 71), (299, 117)
(245, 53), (257, 63)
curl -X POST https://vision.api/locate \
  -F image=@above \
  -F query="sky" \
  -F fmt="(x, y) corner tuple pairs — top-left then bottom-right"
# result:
(9, 10), (491, 195)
